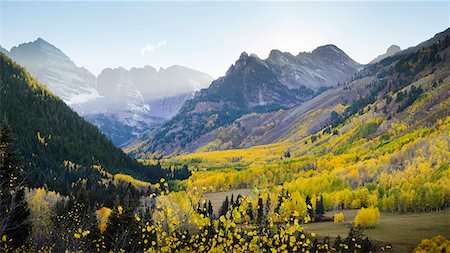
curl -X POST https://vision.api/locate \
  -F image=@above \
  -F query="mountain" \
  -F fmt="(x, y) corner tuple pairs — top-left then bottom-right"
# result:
(155, 29), (450, 154)
(2, 38), (213, 146)
(369, 45), (401, 64)
(82, 65), (213, 146)
(129, 45), (362, 156)
(399, 28), (450, 56)
(129, 65), (213, 101)
(0, 45), (8, 55)
(7, 38), (99, 105)
(84, 65), (213, 116)
(0, 52), (164, 195)
(267, 45), (361, 90)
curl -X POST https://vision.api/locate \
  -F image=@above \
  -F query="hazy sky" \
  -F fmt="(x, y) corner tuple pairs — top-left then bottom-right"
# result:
(1, 1), (449, 78)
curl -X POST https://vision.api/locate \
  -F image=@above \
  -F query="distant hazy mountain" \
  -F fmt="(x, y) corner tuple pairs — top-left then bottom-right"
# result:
(129, 65), (213, 100)
(369, 45), (401, 64)
(82, 66), (213, 146)
(7, 38), (99, 105)
(130, 45), (361, 156)
(2, 38), (213, 146)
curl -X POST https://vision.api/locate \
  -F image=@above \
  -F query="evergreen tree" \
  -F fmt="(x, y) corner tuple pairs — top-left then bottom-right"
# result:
(305, 196), (314, 220)
(257, 197), (264, 224)
(103, 205), (142, 252)
(316, 195), (325, 221)
(275, 191), (283, 214)
(0, 122), (31, 249)
(219, 196), (229, 216)
(202, 202), (208, 216)
(247, 203), (254, 222)
(207, 200), (213, 218)
(265, 197), (271, 217)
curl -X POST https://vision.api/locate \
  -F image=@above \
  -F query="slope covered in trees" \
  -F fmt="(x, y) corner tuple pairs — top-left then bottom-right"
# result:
(161, 29), (450, 215)
(0, 53), (164, 194)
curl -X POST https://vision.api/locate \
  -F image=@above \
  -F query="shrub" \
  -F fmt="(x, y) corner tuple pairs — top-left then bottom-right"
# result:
(354, 206), (380, 229)
(413, 235), (450, 253)
(334, 212), (344, 223)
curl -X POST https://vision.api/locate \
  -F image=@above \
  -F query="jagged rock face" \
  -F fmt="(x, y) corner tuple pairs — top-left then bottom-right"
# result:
(131, 45), (362, 156)
(267, 45), (362, 90)
(8, 38), (99, 105)
(201, 52), (312, 110)
(369, 45), (401, 64)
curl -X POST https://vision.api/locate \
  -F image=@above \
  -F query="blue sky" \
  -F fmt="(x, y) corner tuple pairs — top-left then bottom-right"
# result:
(1, 1), (449, 78)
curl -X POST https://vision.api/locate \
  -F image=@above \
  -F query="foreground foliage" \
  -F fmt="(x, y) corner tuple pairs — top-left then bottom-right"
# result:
(413, 235), (450, 253)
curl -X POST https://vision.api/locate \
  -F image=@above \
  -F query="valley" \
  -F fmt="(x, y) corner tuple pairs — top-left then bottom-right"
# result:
(0, 2), (449, 251)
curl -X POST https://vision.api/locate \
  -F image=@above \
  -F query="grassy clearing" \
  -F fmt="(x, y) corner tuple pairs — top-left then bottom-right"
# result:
(203, 188), (254, 216)
(304, 208), (450, 252)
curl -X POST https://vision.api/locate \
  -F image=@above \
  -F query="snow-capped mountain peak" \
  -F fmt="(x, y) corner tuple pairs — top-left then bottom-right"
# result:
(8, 38), (99, 105)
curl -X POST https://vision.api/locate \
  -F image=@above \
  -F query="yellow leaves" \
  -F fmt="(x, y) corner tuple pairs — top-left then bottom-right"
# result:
(153, 191), (210, 235)
(99, 223), (107, 233)
(117, 205), (123, 214)
(354, 206), (380, 229)
(289, 236), (296, 243)
(96, 207), (112, 233)
(334, 212), (344, 223)
(36, 131), (47, 146)
(303, 216), (311, 224)
(73, 229), (90, 239)
(348, 168), (360, 180)
(135, 214), (141, 222)
(2, 235), (6, 242)
(232, 209), (242, 223)
(114, 174), (151, 189)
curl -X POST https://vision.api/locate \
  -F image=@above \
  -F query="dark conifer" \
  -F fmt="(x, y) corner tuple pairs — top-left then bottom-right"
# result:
(0, 122), (31, 249)
(315, 195), (325, 221)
